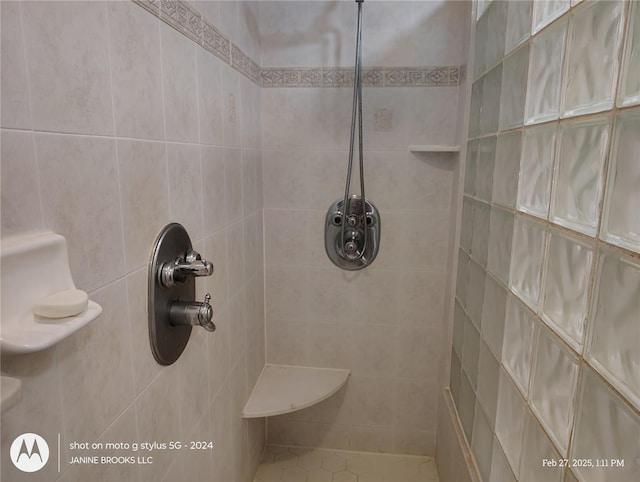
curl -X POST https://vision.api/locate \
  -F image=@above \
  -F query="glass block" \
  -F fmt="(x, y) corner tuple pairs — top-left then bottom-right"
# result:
(477, 0), (491, 22)
(456, 249), (469, 309)
(532, 0), (570, 34)
(517, 123), (557, 219)
(519, 412), (563, 482)
(464, 139), (479, 195)
(483, 0), (508, 74)
(471, 201), (491, 268)
(493, 130), (521, 209)
(474, 9), (489, 79)
(476, 136), (496, 202)
(601, 109), (640, 252)
(541, 231), (594, 352)
(496, 367), (526, 475)
(505, 0), (532, 53)
(618, 0), (640, 107)
(490, 436), (516, 482)
(529, 326), (580, 455)
(502, 294), (538, 397)
(459, 370), (476, 443)
(487, 207), (514, 286)
(480, 64), (503, 135)
(586, 249), (640, 410)
(471, 400), (494, 482)
(462, 314), (481, 390)
(461, 196), (473, 253)
(481, 274), (507, 359)
(550, 116), (610, 236)
(477, 339), (500, 426)
(467, 258), (487, 329)
(509, 216), (547, 311)
(450, 349), (462, 406)
(453, 301), (466, 357)
(499, 43), (530, 130)
(469, 80), (483, 138)
(562, 0), (624, 117)
(525, 19), (567, 124)
(571, 365), (640, 482)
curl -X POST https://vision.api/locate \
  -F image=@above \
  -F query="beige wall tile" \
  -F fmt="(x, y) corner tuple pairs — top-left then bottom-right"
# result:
(58, 279), (135, 444)
(35, 133), (125, 292)
(167, 142), (204, 241)
(108, 1), (164, 140)
(224, 147), (243, 223)
(197, 48), (224, 146)
(161, 22), (199, 143)
(1, 130), (43, 237)
(22, 1), (113, 135)
(118, 139), (170, 273)
(1, 2), (31, 129)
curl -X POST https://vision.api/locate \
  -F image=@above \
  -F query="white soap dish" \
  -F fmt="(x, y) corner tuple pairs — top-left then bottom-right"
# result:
(0, 232), (102, 355)
(33, 289), (89, 319)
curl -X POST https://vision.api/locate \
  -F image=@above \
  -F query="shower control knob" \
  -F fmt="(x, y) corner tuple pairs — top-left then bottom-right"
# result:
(169, 293), (216, 332)
(347, 215), (358, 227)
(345, 240), (359, 257)
(159, 250), (214, 288)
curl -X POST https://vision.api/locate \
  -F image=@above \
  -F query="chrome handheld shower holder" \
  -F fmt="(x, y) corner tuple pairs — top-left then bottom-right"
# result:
(325, 195), (380, 270)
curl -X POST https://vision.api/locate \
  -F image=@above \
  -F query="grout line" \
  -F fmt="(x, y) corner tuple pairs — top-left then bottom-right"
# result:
(103, 15), (141, 462)
(16, 1), (46, 233)
(104, 1), (129, 283)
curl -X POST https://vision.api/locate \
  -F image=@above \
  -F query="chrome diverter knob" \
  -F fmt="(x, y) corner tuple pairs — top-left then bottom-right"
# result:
(168, 293), (216, 332)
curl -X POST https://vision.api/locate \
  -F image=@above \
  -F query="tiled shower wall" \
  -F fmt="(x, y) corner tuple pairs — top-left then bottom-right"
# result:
(450, 0), (640, 481)
(1, 1), (264, 481)
(260, 0), (469, 456)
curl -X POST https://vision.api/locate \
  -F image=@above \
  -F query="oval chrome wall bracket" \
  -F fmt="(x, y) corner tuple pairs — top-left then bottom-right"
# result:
(325, 195), (380, 270)
(148, 223), (215, 365)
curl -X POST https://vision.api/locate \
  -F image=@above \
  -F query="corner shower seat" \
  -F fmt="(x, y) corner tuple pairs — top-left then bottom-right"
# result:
(242, 364), (350, 418)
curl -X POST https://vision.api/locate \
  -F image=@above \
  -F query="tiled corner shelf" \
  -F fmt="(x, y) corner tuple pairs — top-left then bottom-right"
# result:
(408, 145), (460, 152)
(242, 365), (350, 418)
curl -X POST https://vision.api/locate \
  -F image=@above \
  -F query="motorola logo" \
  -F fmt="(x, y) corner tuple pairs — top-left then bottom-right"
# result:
(10, 433), (49, 473)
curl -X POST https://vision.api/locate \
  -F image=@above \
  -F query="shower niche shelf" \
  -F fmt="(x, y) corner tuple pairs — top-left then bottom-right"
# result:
(408, 145), (460, 153)
(242, 365), (350, 418)
(0, 232), (102, 355)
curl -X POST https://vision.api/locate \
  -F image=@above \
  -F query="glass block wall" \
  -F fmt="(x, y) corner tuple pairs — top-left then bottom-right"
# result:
(450, 1), (640, 481)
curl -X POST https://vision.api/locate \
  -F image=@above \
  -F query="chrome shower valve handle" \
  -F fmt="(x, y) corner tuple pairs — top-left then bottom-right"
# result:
(159, 249), (214, 288)
(169, 293), (216, 332)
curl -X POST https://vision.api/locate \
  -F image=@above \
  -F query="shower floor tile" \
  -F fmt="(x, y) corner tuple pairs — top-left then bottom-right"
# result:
(254, 445), (439, 482)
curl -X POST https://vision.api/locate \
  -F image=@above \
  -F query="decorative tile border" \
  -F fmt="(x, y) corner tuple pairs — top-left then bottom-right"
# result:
(261, 66), (460, 88)
(133, 0), (460, 88)
(160, 0), (202, 45)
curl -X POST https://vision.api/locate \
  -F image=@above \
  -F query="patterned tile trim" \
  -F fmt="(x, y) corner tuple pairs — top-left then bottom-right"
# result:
(262, 66), (460, 88)
(133, 0), (460, 88)
(160, 0), (202, 45)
